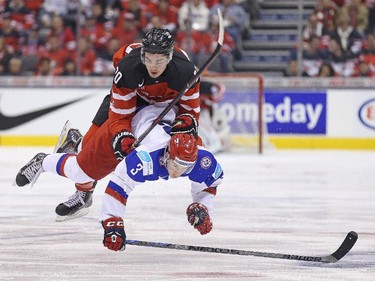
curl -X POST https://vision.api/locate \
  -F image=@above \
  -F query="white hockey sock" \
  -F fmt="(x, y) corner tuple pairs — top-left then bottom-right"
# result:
(42, 153), (94, 183)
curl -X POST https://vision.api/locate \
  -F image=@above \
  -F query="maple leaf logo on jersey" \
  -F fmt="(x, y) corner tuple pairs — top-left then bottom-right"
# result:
(0, 96), (88, 130)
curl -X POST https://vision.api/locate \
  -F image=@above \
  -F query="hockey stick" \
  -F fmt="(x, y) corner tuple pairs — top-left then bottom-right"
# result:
(133, 8), (224, 147)
(125, 231), (358, 263)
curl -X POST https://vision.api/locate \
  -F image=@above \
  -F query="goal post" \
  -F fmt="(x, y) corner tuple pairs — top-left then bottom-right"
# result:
(201, 73), (265, 154)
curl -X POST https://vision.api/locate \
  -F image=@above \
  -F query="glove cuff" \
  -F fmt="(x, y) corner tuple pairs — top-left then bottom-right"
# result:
(102, 216), (124, 229)
(112, 131), (135, 150)
(171, 113), (198, 139)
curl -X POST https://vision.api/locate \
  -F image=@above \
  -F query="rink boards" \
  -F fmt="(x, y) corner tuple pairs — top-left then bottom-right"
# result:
(0, 77), (374, 149)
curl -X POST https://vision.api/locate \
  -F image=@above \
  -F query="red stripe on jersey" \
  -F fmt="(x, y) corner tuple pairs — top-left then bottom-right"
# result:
(203, 187), (217, 196)
(105, 188), (128, 205)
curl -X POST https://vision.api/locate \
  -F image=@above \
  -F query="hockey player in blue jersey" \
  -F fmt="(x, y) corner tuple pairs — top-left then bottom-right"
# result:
(101, 131), (223, 251)
(15, 105), (224, 251)
(100, 110), (223, 251)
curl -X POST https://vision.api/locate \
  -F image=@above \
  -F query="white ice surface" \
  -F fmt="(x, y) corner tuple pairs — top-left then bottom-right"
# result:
(0, 147), (374, 281)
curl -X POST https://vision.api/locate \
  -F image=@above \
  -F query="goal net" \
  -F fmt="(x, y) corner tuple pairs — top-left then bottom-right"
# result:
(201, 73), (266, 154)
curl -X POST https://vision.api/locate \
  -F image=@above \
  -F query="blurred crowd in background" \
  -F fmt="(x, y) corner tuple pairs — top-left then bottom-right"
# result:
(288, 0), (375, 77)
(0, 0), (254, 76)
(0, 0), (374, 77)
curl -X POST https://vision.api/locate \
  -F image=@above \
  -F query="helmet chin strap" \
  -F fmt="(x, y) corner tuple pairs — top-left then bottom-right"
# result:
(160, 148), (169, 167)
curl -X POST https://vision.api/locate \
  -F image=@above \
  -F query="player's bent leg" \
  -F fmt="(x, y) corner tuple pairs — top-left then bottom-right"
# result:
(41, 153), (94, 182)
(55, 181), (97, 222)
(36, 153), (97, 221)
(39, 153), (97, 221)
(55, 121), (119, 222)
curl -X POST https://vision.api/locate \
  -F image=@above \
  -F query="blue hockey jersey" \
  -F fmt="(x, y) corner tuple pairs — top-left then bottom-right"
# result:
(100, 144), (224, 221)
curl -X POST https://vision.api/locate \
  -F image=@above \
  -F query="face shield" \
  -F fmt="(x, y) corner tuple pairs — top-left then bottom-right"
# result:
(165, 133), (198, 178)
(165, 152), (196, 178)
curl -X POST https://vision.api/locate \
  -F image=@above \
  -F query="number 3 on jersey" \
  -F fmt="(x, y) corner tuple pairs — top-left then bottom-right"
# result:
(130, 163), (143, 175)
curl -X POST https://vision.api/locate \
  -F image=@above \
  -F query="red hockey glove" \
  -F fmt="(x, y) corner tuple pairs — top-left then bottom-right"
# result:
(102, 217), (126, 251)
(186, 203), (212, 235)
(112, 131), (136, 161)
(171, 113), (198, 139)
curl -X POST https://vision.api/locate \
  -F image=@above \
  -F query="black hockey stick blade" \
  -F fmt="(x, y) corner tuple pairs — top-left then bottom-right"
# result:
(125, 231), (358, 263)
(133, 8), (224, 147)
(320, 231), (358, 263)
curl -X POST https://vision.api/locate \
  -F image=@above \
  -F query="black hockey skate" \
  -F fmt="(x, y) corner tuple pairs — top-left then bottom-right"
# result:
(15, 153), (47, 187)
(55, 182), (97, 222)
(56, 128), (82, 154)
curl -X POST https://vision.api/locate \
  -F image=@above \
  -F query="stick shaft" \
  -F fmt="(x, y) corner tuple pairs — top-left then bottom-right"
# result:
(125, 231), (358, 263)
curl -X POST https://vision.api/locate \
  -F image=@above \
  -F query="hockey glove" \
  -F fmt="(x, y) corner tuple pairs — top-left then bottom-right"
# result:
(102, 217), (126, 251)
(112, 131), (136, 161)
(186, 203), (212, 235)
(171, 113), (198, 139)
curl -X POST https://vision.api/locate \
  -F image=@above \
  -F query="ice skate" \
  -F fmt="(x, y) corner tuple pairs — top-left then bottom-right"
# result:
(15, 153), (47, 187)
(56, 128), (82, 154)
(55, 182), (96, 222)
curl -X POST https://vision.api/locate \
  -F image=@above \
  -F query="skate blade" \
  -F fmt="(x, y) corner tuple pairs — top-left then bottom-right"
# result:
(54, 120), (72, 153)
(29, 169), (43, 188)
(55, 208), (90, 222)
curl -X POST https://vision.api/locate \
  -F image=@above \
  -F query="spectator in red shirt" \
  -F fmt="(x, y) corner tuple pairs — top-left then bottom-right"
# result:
(362, 32), (375, 71)
(48, 14), (76, 51)
(141, 0), (178, 34)
(355, 55), (374, 76)
(4, 0), (35, 30)
(112, 12), (142, 47)
(204, 0), (219, 8)
(119, 0), (144, 31)
(0, 15), (21, 53)
(38, 34), (70, 75)
(24, 0), (43, 13)
(80, 15), (110, 53)
(72, 36), (96, 76)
